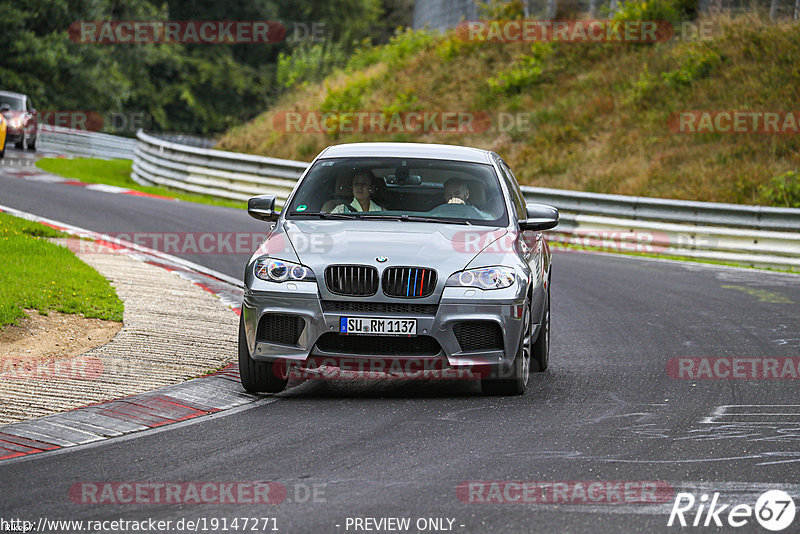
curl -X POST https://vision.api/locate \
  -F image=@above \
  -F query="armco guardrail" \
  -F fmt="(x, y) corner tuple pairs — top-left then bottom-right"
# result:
(39, 126), (136, 159)
(131, 130), (306, 202)
(522, 187), (800, 270)
(521, 186), (800, 232)
(130, 132), (800, 270)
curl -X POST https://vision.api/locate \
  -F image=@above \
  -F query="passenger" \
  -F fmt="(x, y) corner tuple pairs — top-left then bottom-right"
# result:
(331, 171), (384, 213)
(443, 177), (471, 205)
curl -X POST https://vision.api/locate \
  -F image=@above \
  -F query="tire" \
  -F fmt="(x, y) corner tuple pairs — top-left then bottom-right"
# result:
(26, 133), (36, 152)
(531, 288), (550, 372)
(15, 132), (25, 150)
(481, 300), (531, 396)
(238, 314), (288, 393)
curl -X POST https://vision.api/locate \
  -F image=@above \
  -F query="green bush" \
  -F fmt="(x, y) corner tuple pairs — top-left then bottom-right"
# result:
(661, 48), (722, 87)
(613, 0), (695, 23)
(320, 73), (378, 114)
(487, 42), (553, 95)
(277, 42), (349, 89)
(382, 91), (419, 115)
(759, 171), (800, 207)
(346, 28), (436, 72)
(478, 0), (526, 19)
(626, 68), (660, 106)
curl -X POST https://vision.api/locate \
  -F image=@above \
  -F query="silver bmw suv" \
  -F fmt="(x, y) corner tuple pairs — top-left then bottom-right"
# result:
(240, 142), (558, 395)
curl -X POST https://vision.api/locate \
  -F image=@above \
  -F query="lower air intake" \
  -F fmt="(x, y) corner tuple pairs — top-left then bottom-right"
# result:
(453, 321), (504, 352)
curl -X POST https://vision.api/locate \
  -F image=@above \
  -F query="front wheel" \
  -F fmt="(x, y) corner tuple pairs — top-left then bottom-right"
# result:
(531, 289), (550, 372)
(481, 301), (531, 396)
(26, 133), (36, 151)
(238, 314), (288, 393)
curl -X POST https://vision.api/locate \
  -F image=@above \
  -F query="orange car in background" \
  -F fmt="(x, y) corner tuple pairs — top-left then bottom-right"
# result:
(0, 113), (6, 158)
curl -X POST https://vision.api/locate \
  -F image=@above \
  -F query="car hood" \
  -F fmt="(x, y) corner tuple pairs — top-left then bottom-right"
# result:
(282, 219), (507, 279)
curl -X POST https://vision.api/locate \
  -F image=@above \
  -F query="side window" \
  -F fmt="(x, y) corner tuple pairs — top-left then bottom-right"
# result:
(26, 99), (34, 112)
(498, 163), (526, 221)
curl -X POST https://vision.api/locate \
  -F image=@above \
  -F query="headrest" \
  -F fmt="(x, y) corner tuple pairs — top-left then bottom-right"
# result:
(468, 181), (486, 208)
(334, 174), (352, 196)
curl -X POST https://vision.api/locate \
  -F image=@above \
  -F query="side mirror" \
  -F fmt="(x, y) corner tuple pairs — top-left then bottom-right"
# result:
(248, 195), (279, 222)
(519, 203), (559, 231)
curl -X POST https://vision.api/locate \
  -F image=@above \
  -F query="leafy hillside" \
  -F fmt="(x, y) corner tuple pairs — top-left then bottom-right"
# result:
(218, 9), (800, 207)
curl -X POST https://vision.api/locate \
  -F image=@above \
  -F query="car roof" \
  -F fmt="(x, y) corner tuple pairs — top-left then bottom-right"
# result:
(318, 143), (496, 164)
(0, 91), (26, 99)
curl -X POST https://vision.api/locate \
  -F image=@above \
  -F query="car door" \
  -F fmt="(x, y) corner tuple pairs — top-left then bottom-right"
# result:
(25, 97), (36, 137)
(497, 161), (533, 257)
(498, 161), (549, 319)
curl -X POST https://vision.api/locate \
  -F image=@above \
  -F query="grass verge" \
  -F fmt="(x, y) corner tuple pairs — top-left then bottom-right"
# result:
(35, 158), (246, 210)
(0, 212), (124, 327)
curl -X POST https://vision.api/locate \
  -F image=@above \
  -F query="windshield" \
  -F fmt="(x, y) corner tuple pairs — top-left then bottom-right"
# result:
(0, 95), (24, 111)
(286, 157), (509, 227)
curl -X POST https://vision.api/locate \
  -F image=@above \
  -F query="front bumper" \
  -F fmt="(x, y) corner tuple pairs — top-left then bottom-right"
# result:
(5, 125), (35, 144)
(242, 283), (535, 374)
(5, 128), (22, 144)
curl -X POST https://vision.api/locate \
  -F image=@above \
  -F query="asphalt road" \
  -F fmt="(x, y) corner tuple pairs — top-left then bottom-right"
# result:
(1, 149), (799, 533)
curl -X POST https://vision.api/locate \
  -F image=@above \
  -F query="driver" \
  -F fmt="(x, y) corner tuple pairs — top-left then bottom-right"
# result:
(332, 171), (383, 213)
(443, 177), (470, 205)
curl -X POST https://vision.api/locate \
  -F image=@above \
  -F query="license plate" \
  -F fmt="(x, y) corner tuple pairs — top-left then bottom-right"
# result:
(340, 317), (417, 336)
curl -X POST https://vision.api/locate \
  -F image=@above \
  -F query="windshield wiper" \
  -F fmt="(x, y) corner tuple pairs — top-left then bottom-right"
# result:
(290, 211), (358, 219)
(401, 215), (472, 225)
(357, 214), (471, 225)
(292, 212), (472, 225)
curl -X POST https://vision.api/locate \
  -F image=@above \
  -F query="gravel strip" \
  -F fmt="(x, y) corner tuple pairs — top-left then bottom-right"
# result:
(0, 242), (238, 424)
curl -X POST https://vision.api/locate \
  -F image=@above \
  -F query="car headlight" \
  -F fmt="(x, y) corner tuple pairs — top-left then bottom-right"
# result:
(9, 116), (23, 128)
(446, 266), (516, 290)
(255, 258), (315, 282)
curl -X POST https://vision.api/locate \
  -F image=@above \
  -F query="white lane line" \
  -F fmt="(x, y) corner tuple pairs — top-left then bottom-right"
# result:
(84, 183), (131, 194)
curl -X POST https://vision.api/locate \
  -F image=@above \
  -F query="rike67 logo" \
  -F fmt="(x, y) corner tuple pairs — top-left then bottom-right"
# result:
(668, 490), (796, 531)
